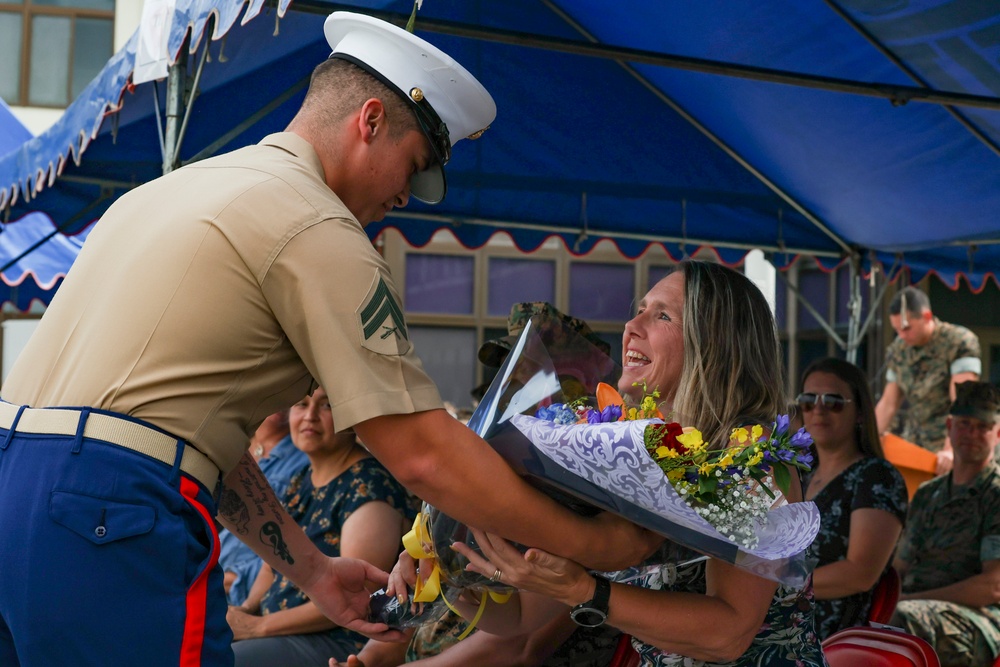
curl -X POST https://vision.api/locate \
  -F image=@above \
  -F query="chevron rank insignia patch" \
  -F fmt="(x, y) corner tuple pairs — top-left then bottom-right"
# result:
(358, 272), (411, 356)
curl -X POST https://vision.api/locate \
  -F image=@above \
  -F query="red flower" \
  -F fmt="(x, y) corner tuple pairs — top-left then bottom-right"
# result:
(649, 422), (687, 454)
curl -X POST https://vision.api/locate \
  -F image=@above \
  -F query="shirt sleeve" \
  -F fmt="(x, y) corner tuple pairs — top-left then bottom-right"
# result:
(262, 218), (442, 431)
(949, 326), (982, 377)
(896, 482), (932, 566)
(851, 459), (909, 526)
(336, 458), (416, 527)
(981, 484), (1000, 562)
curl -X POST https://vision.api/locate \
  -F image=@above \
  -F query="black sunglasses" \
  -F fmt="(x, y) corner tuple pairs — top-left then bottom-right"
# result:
(796, 393), (853, 413)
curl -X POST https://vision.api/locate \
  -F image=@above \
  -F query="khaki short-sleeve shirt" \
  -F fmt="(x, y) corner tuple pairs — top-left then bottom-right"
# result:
(3, 133), (441, 474)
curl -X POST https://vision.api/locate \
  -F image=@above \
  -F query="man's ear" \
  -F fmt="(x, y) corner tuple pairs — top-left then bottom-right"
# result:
(359, 98), (386, 143)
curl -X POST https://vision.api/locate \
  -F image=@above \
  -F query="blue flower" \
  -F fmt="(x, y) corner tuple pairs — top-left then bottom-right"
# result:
(536, 404), (577, 425)
(775, 414), (790, 436)
(790, 428), (813, 449)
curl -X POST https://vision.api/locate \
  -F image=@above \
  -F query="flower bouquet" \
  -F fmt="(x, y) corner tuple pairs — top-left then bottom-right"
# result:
(369, 316), (820, 630)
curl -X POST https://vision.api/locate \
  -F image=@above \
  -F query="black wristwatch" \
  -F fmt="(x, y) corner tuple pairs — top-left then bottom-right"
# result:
(569, 576), (611, 627)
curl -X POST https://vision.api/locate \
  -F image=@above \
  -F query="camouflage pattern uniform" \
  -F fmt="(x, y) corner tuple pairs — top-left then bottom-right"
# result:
(884, 319), (981, 452)
(891, 463), (1000, 666)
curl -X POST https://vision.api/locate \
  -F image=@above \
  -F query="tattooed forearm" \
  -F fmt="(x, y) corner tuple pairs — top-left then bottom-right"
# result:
(219, 452), (285, 529)
(260, 521), (295, 564)
(218, 487), (251, 535)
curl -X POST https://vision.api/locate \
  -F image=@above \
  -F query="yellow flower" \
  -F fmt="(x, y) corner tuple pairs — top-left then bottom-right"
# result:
(751, 424), (764, 441)
(676, 429), (703, 448)
(656, 446), (679, 459)
(731, 427), (749, 443)
(749, 451), (764, 466)
(719, 451), (735, 467)
(667, 468), (685, 482)
(698, 461), (714, 475)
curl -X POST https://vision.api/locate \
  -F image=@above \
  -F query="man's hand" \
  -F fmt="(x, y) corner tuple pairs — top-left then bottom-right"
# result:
(578, 512), (663, 571)
(935, 448), (954, 476)
(301, 556), (408, 642)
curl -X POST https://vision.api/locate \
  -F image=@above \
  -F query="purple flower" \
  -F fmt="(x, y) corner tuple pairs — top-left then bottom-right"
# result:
(776, 449), (795, 462)
(586, 405), (623, 424)
(775, 414), (790, 436)
(796, 452), (815, 468)
(790, 428), (813, 449)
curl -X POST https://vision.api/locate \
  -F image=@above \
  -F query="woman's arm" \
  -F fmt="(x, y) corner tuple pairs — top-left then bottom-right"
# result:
(457, 530), (776, 664)
(240, 563), (275, 614)
(232, 498), (409, 641)
(812, 508), (903, 599)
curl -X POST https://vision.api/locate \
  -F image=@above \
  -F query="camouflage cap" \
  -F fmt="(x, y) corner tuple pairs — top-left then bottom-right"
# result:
(949, 381), (1000, 424)
(478, 302), (611, 368)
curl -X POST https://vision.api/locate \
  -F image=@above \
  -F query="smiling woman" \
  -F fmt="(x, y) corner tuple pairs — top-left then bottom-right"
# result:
(380, 260), (829, 667)
(227, 387), (418, 667)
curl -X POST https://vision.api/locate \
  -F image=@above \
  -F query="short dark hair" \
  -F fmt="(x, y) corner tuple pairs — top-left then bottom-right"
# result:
(889, 286), (930, 317)
(299, 58), (418, 140)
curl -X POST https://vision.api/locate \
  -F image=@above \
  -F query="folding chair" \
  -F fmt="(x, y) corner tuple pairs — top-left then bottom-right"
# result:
(607, 633), (640, 667)
(868, 566), (901, 624)
(822, 626), (940, 667)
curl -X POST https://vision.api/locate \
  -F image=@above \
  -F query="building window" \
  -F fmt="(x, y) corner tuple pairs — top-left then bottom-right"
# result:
(405, 253), (475, 315)
(569, 262), (634, 323)
(0, 0), (113, 108)
(486, 257), (555, 316)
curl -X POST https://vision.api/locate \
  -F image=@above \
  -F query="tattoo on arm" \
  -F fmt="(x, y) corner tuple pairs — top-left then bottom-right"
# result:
(218, 487), (251, 535)
(260, 521), (295, 564)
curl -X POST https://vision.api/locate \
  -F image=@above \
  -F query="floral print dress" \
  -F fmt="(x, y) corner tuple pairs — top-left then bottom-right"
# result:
(802, 457), (908, 640)
(609, 541), (828, 667)
(259, 457), (418, 652)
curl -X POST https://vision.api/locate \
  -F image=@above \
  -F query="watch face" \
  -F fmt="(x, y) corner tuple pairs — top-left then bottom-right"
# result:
(570, 606), (607, 628)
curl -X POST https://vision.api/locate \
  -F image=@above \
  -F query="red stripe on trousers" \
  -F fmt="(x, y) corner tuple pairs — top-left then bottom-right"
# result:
(179, 476), (221, 667)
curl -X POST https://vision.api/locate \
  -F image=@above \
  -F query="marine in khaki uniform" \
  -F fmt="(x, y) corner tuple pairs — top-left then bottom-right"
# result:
(875, 286), (981, 475)
(0, 13), (656, 666)
(891, 381), (1000, 667)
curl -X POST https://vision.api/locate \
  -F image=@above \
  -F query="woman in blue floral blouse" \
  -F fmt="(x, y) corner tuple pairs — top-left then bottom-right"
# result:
(798, 357), (908, 640)
(227, 387), (417, 666)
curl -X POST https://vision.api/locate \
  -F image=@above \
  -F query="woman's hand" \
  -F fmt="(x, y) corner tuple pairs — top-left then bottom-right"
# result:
(226, 605), (266, 641)
(386, 550), (418, 602)
(329, 656), (365, 667)
(453, 528), (595, 607)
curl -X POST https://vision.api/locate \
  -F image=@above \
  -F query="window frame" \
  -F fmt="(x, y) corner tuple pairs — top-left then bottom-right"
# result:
(0, 0), (114, 108)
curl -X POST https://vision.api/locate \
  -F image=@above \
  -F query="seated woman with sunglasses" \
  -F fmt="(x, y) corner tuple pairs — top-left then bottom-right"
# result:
(797, 357), (908, 640)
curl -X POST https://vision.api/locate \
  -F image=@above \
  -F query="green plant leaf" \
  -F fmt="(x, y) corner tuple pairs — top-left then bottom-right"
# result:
(773, 463), (791, 496)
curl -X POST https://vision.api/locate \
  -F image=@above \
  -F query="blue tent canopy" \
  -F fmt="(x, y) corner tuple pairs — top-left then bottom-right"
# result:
(0, 100), (90, 311)
(1, 0), (998, 288)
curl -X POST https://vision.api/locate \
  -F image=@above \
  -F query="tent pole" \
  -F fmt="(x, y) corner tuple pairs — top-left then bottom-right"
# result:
(774, 267), (848, 351)
(846, 255), (862, 365)
(163, 48), (188, 174)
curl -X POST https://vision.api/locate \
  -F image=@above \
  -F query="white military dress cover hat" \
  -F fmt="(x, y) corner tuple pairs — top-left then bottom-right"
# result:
(324, 11), (497, 204)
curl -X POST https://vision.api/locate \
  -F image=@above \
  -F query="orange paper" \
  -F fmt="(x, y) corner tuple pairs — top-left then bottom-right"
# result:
(881, 433), (937, 499)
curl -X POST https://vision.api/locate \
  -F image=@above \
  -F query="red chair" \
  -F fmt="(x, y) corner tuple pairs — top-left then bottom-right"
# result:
(868, 566), (901, 624)
(822, 626), (940, 667)
(607, 633), (640, 667)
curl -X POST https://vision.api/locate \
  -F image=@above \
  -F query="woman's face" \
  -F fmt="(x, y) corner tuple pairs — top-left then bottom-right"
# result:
(619, 271), (685, 402)
(289, 387), (338, 456)
(800, 371), (859, 449)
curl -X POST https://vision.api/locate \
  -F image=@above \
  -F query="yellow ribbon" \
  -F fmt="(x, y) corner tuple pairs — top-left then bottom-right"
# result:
(400, 512), (512, 639)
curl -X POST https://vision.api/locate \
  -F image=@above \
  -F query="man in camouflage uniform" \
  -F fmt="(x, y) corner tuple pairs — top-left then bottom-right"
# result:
(875, 286), (981, 475)
(891, 381), (1000, 667)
